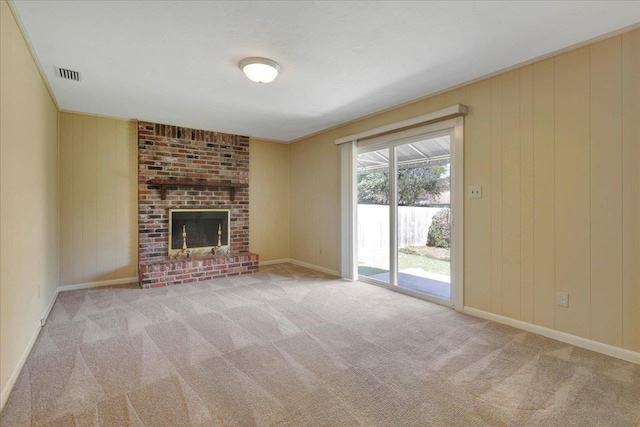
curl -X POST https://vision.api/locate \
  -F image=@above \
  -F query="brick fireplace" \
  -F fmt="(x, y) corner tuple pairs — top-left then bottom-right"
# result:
(137, 121), (258, 288)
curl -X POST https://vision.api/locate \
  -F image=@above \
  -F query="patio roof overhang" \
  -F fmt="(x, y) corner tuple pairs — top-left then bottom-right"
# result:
(357, 135), (450, 173)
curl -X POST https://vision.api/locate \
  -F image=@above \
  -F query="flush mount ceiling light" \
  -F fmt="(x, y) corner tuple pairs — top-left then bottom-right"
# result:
(239, 57), (280, 83)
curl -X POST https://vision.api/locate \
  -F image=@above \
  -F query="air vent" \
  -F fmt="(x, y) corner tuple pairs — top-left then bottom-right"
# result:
(55, 67), (81, 82)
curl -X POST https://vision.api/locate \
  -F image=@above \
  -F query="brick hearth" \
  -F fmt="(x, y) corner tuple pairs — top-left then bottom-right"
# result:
(139, 253), (259, 288)
(138, 121), (258, 288)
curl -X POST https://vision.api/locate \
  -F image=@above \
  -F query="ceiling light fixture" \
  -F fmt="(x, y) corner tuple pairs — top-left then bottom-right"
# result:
(239, 57), (280, 83)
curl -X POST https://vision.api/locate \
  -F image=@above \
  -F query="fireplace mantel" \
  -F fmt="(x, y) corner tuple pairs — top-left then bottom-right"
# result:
(146, 178), (249, 201)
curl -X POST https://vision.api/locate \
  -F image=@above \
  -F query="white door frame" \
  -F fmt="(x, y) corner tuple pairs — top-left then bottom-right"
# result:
(339, 114), (465, 311)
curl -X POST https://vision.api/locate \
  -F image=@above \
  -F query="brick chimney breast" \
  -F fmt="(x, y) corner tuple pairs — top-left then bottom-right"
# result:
(137, 121), (257, 288)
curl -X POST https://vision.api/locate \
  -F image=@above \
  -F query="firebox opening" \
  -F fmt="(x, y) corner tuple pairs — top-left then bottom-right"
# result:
(169, 209), (230, 255)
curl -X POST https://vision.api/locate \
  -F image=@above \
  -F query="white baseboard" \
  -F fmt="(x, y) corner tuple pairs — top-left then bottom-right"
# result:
(1, 276), (139, 411)
(259, 258), (292, 266)
(287, 259), (340, 277)
(258, 258), (340, 277)
(1, 280), (64, 411)
(0, 319), (41, 411)
(463, 306), (640, 365)
(40, 289), (59, 327)
(57, 276), (138, 292)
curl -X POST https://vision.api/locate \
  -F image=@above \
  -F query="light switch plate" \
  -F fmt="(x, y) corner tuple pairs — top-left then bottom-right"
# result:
(469, 186), (482, 199)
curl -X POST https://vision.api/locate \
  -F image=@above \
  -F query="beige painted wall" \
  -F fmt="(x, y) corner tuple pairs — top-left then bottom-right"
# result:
(289, 133), (340, 272)
(0, 0), (59, 400)
(57, 128), (288, 284)
(1, 111), (292, 404)
(249, 138), (290, 261)
(58, 112), (138, 285)
(289, 30), (640, 352)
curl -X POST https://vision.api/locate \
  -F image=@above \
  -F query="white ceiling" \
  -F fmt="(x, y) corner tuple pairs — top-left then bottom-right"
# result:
(12, 1), (640, 142)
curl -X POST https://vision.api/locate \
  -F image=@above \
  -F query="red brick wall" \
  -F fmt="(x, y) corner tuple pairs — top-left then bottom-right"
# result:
(138, 121), (250, 264)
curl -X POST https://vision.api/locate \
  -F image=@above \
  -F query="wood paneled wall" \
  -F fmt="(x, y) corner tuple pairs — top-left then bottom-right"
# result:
(289, 29), (640, 352)
(58, 112), (137, 285)
(249, 138), (290, 262)
(1, 0), (59, 403)
(621, 30), (640, 355)
(471, 34), (638, 350)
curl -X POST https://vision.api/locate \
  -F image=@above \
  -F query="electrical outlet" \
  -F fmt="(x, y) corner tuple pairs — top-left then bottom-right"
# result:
(319, 247), (323, 256)
(557, 292), (569, 308)
(469, 186), (482, 199)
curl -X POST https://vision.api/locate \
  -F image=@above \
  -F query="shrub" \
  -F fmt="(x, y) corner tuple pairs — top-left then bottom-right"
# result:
(427, 209), (450, 248)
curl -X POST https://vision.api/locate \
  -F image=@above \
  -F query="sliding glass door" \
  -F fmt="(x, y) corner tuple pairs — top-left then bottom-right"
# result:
(356, 129), (453, 304)
(356, 147), (391, 283)
(394, 135), (451, 300)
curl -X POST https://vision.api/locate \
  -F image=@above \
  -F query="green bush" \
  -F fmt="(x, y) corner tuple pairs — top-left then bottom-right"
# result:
(427, 210), (451, 248)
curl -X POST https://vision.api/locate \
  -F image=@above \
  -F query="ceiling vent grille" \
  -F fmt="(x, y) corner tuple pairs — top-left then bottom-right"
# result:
(56, 67), (81, 82)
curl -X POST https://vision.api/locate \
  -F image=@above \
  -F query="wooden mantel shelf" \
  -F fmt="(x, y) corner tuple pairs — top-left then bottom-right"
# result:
(146, 178), (248, 201)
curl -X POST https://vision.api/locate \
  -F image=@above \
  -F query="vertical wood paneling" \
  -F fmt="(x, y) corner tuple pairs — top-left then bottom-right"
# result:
(119, 121), (138, 277)
(58, 114), (73, 285)
(490, 77), (504, 314)
(520, 65), (535, 324)
(622, 30), (640, 352)
(72, 114), (83, 282)
(501, 70), (522, 320)
(554, 47), (591, 339)
(590, 37), (623, 347)
(59, 112), (137, 285)
(95, 119), (107, 279)
(464, 80), (493, 311)
(115, 121), (125, 276)
(82, 116), (98, 281)
(290, 30), (639, 353)
(1, 0), (59, 395)
(96, 119), (117, 280)
(114, 121), (126, 276)
(532, 58), (556, 329)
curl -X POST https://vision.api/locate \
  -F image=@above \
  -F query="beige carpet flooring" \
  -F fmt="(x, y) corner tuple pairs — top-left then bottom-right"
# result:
(1, 263), (639, 426)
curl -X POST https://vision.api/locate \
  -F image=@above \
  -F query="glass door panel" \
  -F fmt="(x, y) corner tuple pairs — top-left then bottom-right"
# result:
(395, 135), (451, 299)
(357, 147), (390, 283)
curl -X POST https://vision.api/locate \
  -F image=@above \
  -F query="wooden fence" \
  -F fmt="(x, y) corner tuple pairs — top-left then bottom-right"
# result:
(357, 204), (449, 251)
